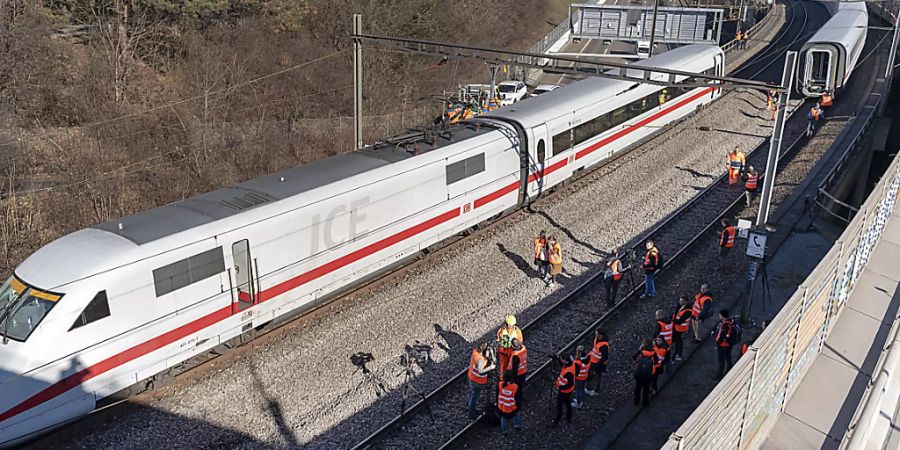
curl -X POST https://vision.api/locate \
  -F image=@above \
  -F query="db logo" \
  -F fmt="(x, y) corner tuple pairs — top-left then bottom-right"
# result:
(463, 203), (472, 213)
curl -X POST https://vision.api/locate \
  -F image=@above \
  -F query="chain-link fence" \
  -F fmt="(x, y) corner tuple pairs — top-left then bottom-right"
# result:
(660, 5), (900, 444)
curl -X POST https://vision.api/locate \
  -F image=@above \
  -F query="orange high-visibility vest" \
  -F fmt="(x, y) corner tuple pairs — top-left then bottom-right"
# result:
(745, 173), (758, 190)
(728, 152), (742, 169)
(610, 259), (622, 281)
(575, 358), (591, 381)
(811, 107), (821, 120)
(497, 382), (518, 413)
(692, 292), (713, 318)
(507, 346), (528, 376)
(657, 320), (673, 344)
(556, 364), (576, 393)
(534, 238), (547, 260)
(721, 226), (736, 248)
(673, 307), (692, 332)
(641, 349), (661, 375)
(821, 94), (833, 107)
(497, 325), (523, 349)
(589, 339), (610, 364)
(468, 350), (488, 384)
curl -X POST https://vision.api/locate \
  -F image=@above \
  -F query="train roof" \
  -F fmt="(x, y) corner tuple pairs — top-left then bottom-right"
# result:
(804, 1), (868, 48)
(92, 121), (501, 245)
(486, 44), (721, 128)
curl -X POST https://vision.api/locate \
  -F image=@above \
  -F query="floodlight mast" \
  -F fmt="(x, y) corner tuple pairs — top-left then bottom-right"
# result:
(352, 33), (783, 92)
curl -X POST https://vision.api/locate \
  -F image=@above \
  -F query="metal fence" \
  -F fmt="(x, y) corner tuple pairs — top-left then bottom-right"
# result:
(662, 5), (900, 447)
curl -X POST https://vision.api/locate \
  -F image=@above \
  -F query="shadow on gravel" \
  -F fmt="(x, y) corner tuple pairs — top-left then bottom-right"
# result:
(497, 243), (539, 277)
(530, 209), (610, 258)
(250, 361), (299, 448)
(674, 166), (716, 179)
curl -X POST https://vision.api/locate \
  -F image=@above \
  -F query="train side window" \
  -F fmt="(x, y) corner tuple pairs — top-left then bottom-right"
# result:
(445, 153), (485, 185)
(153, 247), (226, 297)
(552, 130), (571, 156)
(69, 291), (111, 331)
(537, 139), (546, 163)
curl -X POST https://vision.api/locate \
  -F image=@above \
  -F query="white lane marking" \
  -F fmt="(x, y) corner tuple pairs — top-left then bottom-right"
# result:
(557, 38), (594, 85)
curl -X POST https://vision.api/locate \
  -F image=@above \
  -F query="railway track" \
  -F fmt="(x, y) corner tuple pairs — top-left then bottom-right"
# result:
(351, 3), (816, 448)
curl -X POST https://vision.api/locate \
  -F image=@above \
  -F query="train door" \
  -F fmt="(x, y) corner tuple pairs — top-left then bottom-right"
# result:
(804, 48), (834, 94)
(714, 52), (725, 95)
(527, 123), (549, 200)
(230, 239), (257, 313)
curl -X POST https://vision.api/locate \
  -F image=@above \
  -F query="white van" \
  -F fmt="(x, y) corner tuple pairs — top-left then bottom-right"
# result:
(637, 40), (651, 59)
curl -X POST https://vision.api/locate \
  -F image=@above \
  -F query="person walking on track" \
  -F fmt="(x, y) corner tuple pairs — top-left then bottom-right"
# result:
(496, 315), (523, 373)
(498, 370), (521, 435)
(586, 329), (610, 396)
(553, 354), (576, 426)
(468, 341), (496, 419)
(743, 166), (758, 206)
(603, 251), (624, 307)
(714, 309), (739, 380)
(672, 296), (692, 360)
(719, 219), (736, 271)
(726, 147), (746, 185)
(641, 241), (661, 299)
(633, 339), (657, 407)
(807, 102), (824, 137)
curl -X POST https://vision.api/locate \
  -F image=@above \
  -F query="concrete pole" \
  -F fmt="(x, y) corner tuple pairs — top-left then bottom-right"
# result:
(741, 51), (796, 326)
(648, 0), (661, 58)
(736, 0), (745, 39)
(885, 1), (899, 80)
(756, 51), (797, 229)
(353, 14), (363, 150)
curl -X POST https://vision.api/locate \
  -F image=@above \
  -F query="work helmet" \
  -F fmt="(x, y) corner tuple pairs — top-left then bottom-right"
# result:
(506, 315), (517, 326)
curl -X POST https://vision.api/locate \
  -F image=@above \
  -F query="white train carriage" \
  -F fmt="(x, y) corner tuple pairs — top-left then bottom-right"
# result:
(799, 0), (868, 97)
(0, 44), (723, 447)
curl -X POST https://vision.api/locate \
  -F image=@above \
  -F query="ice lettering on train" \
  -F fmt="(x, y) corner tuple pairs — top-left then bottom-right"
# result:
(309, 197), (370, 253)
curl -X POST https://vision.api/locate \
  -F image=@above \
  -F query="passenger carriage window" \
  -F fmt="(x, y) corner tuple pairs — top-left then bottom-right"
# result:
(69, 291), (111, 331)
(537, 139), (546, 163)
(153, 247), (226, 297)
(445, 153), (485, 185)
(552, 130), (571, 156)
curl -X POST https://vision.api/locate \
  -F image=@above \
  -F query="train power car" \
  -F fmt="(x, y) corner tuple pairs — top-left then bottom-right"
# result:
(799, 0), (868, 97)
(0, 44), (723, 447)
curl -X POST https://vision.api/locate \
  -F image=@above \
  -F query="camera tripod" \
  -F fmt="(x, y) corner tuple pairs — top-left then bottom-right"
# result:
(398, 354), (435, 423)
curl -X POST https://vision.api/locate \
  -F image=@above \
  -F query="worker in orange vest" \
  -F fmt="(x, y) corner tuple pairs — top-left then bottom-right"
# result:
(691, 284), (714, 342)
(742, 166), (759, 206)
(497, 370), (521, 434)
(572, 345), (591, 408)
(553, 354), (576, 426)
(467, 341), (496, 419)
(641, 241), (661, 298)
(633, 339), (658, 406)
(652, 336), (670, 392)
(534, 230), (549, 281)
(807, 102), (824, 137)
(672, 296), (692, 360)
(586, 329), (610, 395)
(820, 90), (833, 108)
(715, 309), (738, 379)
(507, 338), (527, 406)
(654, 309), (674, 346)
(496, 315), (523, 373)
(604, 251), (625, 307)
(719, 219), (736, 255)
(726, 147), (746, 185)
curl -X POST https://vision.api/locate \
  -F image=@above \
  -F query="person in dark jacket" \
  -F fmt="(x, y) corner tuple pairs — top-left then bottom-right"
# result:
(633, 339), (657, 406)
(714, 309), (736, 379)
(553, 354), (576, 426)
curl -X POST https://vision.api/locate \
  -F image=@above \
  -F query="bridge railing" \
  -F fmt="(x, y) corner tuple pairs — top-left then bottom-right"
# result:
(661, 5), (900, 444)
(662, 101), (900, 449)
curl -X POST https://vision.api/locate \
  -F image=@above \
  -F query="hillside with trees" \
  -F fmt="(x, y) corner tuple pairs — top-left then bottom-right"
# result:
(0, 0), (565, 273)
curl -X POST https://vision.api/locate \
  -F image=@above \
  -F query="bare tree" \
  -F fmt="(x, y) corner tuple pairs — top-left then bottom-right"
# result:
(91, 0), (152, 103)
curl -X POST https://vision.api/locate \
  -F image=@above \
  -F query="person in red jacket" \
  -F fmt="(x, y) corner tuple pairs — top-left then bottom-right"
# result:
(714, 309), (736, 380)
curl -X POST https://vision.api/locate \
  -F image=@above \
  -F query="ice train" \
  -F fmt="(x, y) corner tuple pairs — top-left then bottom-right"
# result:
(0, 44), (724, 446)
(798, 0), (868, 97)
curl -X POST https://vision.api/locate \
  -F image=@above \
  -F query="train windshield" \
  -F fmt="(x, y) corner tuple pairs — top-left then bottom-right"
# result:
(809, 51), (830, 84)
(0, 276), (61, 342)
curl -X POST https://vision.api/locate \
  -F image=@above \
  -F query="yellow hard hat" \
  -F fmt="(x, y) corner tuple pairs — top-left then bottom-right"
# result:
(506, 315), (517, 326)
